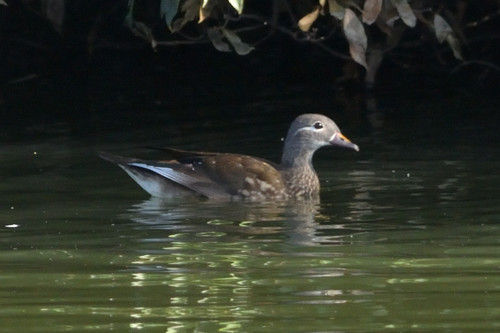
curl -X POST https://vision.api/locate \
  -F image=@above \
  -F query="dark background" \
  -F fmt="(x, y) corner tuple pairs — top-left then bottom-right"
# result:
(1, 0), (499, 142)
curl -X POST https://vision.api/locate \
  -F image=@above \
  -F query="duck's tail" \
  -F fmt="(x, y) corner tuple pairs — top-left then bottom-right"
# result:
(98, 151), (139, 165)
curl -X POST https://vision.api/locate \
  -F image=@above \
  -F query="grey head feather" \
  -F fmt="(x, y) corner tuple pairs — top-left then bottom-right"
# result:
(281, 114), (342, 167)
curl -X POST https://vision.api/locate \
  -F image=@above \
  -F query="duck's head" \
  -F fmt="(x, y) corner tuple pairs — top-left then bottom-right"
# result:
(284, 114), (359, 153)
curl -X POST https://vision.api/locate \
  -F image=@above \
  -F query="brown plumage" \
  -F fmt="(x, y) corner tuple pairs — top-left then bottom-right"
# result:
(100, 114), (359, 201)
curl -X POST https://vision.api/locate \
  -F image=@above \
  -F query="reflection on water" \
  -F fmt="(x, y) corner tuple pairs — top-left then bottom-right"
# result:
(0, 107), (499, 331)
(126, 198), (322, 246)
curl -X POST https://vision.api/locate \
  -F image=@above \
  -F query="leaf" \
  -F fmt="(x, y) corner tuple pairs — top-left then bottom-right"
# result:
(433, 14), (452, 43)
(199, 0), (214, 23)
(227, 0), (244, 14)
(390, 0), (416, 27)
(222, 28), (254, 55)
(161, 0), (180, 31)
(42, 0), (65, 33)
(131, 21), (157, 49)
(377, 0), (399, 28)
(199, 7), (207, 23)
(328, 0), (345, 20)
(362, 0), (382, 25)
(365, 48), (384, 86)
(343, 8), (367, 68)
(172, 0), (200, 31)
(298, 7), (320, 32)
(446, 34), (463, 60)
(124, 0), (134, 25)
(434, 14), (463, 60)
(207, 27), (231, 52)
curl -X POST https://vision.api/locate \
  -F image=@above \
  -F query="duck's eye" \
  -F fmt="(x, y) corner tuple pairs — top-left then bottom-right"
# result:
(313, 122), (323, 130)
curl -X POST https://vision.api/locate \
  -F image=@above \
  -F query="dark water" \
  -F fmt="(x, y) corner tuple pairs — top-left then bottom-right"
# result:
(1, 97), (499, 332)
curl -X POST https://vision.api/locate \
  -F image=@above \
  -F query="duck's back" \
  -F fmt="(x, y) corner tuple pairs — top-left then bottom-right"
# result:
(175, 153), (288, 201)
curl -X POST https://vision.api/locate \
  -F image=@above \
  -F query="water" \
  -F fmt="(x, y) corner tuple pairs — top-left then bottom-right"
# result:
(1, 98), (499, 332)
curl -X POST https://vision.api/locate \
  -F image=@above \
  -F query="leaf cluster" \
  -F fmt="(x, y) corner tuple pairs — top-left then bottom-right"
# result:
(125, 1), (471, 70)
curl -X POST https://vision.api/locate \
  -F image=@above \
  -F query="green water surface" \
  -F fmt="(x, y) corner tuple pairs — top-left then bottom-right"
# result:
(1, 102), (499, 332)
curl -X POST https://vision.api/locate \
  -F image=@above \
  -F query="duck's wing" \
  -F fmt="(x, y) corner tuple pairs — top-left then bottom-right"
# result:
(182, 153), (287, 199)
(99, 151), (230, 199)
(147, 146), (281, 169)
(145, 146), (219, 159)
(100, 151), (286, 200)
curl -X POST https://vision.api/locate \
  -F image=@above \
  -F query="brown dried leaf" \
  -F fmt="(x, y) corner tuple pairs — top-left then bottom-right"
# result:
(298, 7), (320, 32)
(390, 0), (416, 27)
(199, 0), (215, 23)
(343, 8), (367, 68)
(363, 0), (382, 25)
(198, 7), (207, 23)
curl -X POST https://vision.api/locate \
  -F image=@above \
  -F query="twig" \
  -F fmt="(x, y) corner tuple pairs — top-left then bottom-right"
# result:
(224, 13), (350, 60)
(155, 39), (210, 46)
(233, 24), (268, 33)
(311, 42), (351, 60)
(466, 10), (500, 28)
(451, 60), (500, 74)
(7, 74), (39, 85)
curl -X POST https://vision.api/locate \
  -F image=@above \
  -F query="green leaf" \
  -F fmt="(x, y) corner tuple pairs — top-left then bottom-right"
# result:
(43, 0), (65, 34)
(227, 0), (244, 14)
(434, 14), (452, 43)
(161, 0), (180, 31)
(171, 0), (200, 32)
(390, 0), (416, 27)
(343, 8), (367, 69)
(434, 14), (463, 60)
(328, 0), (345, 20)
(207, 28), (231, 52)
(124, 0), (134, 25)
(362, 0), (382, 25)
(222, 28), (254, 55)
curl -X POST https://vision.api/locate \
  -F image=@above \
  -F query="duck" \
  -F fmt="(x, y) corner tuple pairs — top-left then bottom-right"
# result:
(100, 114), (359, 201)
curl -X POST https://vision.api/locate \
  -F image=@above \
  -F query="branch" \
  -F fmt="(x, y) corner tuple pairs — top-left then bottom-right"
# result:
(466, 9), (500, 28)
(155, 39), (210, 46)
(451, 60), (500, 74)
(224, 13), (350, 60)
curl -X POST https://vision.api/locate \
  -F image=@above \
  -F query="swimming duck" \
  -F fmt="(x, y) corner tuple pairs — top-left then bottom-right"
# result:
(100, 114), (359, 201)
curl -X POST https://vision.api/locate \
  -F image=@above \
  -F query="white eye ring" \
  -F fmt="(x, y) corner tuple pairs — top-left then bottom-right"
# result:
(312, 122), (324, 130)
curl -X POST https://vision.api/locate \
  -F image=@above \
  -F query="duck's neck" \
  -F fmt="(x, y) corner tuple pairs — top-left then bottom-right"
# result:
(281, 142), (315, 170)
(280, 143), (320, 198)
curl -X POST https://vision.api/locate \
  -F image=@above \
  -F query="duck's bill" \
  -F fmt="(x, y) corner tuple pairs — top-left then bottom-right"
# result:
(330, 133), (360, 152)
